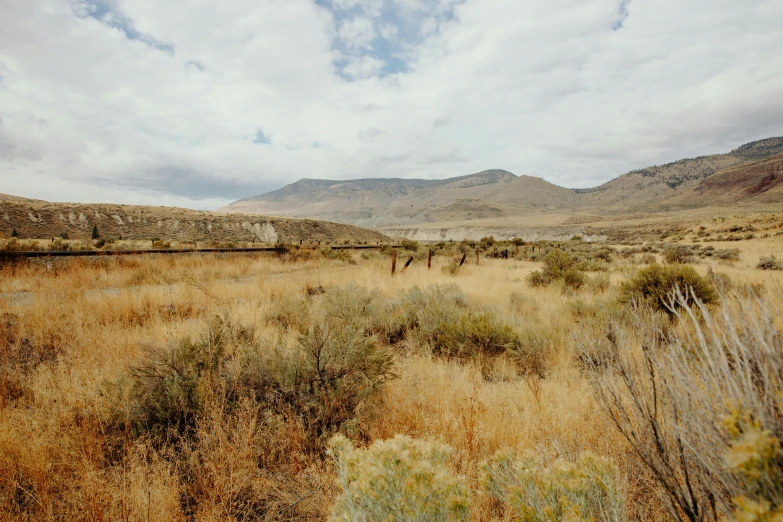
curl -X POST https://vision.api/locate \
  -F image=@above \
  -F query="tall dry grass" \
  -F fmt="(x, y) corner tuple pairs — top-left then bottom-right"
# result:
(0, 241), (781, 521)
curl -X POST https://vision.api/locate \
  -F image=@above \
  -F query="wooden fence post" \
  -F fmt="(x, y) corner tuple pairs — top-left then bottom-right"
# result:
(459, 253), (467, 267)
(493, 245), (496, 258)
(427, 248), (432, 269)
(391, 251), (397, 276)
(401, 256), (414, 272)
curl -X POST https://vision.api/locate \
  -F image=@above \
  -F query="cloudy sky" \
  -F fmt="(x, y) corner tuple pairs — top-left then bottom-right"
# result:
(0, 0), (781, 209)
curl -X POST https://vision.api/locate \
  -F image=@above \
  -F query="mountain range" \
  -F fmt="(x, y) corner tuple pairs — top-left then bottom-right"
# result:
(221, 137), (783, 227)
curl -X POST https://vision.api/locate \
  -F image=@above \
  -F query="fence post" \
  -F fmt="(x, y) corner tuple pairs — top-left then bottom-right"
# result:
(391, 251), (397, 276)
(427, 248), (432, 269)
(401, 256), (414, 272)
(459, 253), (467, 267)
(493, 245), (496, 258)
(475, 250), (479, 265)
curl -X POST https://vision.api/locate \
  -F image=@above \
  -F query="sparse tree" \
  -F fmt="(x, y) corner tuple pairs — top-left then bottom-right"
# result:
(11, 228), (18, 238)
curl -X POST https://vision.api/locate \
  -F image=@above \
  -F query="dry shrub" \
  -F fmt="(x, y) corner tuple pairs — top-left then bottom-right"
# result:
(592, 291), (783, 521)
(663, 245), (696, 264)
(757, 256), (783, 271)
(266, 292), (311, 330)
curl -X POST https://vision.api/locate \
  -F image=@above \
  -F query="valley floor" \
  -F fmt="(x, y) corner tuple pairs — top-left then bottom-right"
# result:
(1, 213), (783, 520)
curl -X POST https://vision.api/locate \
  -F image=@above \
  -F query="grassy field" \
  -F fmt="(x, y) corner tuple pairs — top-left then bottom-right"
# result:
(1, 213), (783, 521)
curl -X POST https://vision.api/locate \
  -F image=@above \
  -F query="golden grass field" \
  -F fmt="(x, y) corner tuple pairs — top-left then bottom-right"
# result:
(1, 210), (782, 521)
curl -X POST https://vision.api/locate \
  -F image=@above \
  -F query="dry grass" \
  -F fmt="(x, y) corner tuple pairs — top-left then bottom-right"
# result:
(1, 231), (782, 521)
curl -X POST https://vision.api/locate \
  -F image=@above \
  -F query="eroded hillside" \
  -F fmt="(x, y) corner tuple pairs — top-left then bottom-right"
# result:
(0, 201), (390, 243)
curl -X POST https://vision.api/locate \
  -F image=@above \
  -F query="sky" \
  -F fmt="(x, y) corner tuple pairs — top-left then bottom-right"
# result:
(0, 0), (781, 210)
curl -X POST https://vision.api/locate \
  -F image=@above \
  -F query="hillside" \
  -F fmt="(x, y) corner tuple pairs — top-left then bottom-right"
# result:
(666, 153), (783, 207)
(223, 137), (783, 227)
(222, 169), (575, 226)
(577, 137), (783, 206)
(0, 193), (44, 203)
(0, 200), (390, 244)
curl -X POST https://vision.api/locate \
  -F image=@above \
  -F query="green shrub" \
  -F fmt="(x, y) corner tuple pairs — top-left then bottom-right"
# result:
(526, 249), (587, 291)
(562, 269), (586, 290)
(663, 245), (695, 264)
(480, 236), (496, 249)
(113, 318), (394, 453)
(619, 264), (717, 316)
(329, 435), (470, 522)
(400, 239), (420, 251)
(240, 325), (394, 449)
(123, 320), (241, 442)
(48, 237), (71, 251)
(526, 270), (548, 288)
(482, 451), (626, 522)
(430, 311), (520, 360)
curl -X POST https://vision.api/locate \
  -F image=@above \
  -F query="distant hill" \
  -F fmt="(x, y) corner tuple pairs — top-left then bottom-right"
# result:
(222, 169), (575, 226)
(0, 199), (389, 244)
(666, 153), (783, 207)
(222, 137), (783, 226)
(0, 193), (44, 203)
(576, 137), (783, 206)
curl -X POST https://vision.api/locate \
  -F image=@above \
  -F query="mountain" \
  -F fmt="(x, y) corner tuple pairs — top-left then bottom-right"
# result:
(222, 169), (576, 226)
(576, 137), (783, 206)
(666, 153), (783, 207)
(223, 137), (783, 226)
(0, 199), (389, 244)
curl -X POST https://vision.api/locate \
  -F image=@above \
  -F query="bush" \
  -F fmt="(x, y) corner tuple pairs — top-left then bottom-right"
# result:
(592, 291), (783, 522)
(526, 249), (587, 291)
(329, 435), (470, 522)
(526, 270), (548, 287)
(663, 245), (695, 264)
(113, 318), (394, 453)
(430, 311), (520, 361)
(48, 237), (71, 251)
(482, 451), (626, 522)
(619, 264), (717, 316)
(400, 239), (419, 252)
(152, 240), (171, 249)
(757, 256), (783, 271)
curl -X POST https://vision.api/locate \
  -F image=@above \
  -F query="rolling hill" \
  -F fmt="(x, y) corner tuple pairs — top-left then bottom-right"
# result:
(222, 169), (576, 226)
(0, 200), (390, 244)
(222, 137), (783, 227)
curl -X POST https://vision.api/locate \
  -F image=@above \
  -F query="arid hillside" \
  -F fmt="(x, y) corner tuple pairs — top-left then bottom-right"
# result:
(0, 193), (44, 203)
(221, 137), (783, 228)
(666, 153), (783, 207)
(576, 137), (783, 206)
(221, 169), (576, 226)
(0, 200), (390, 243)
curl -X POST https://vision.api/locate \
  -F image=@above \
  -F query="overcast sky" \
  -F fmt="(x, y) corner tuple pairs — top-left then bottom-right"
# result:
(0, 0), (781, 209)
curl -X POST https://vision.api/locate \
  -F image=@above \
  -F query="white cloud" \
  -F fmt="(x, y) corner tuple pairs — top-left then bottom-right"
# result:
(0, 0), (781, 208)
(337, 16), (377, 50)
(343, 56), (386, 79)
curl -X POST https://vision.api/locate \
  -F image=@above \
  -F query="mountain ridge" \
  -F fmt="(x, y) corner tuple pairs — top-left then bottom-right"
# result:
(221, 137), (783, 226)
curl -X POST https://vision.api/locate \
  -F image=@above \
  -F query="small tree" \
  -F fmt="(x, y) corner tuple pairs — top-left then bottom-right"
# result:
(11, 228), (18, 238)
(92, 225), (99, 240)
